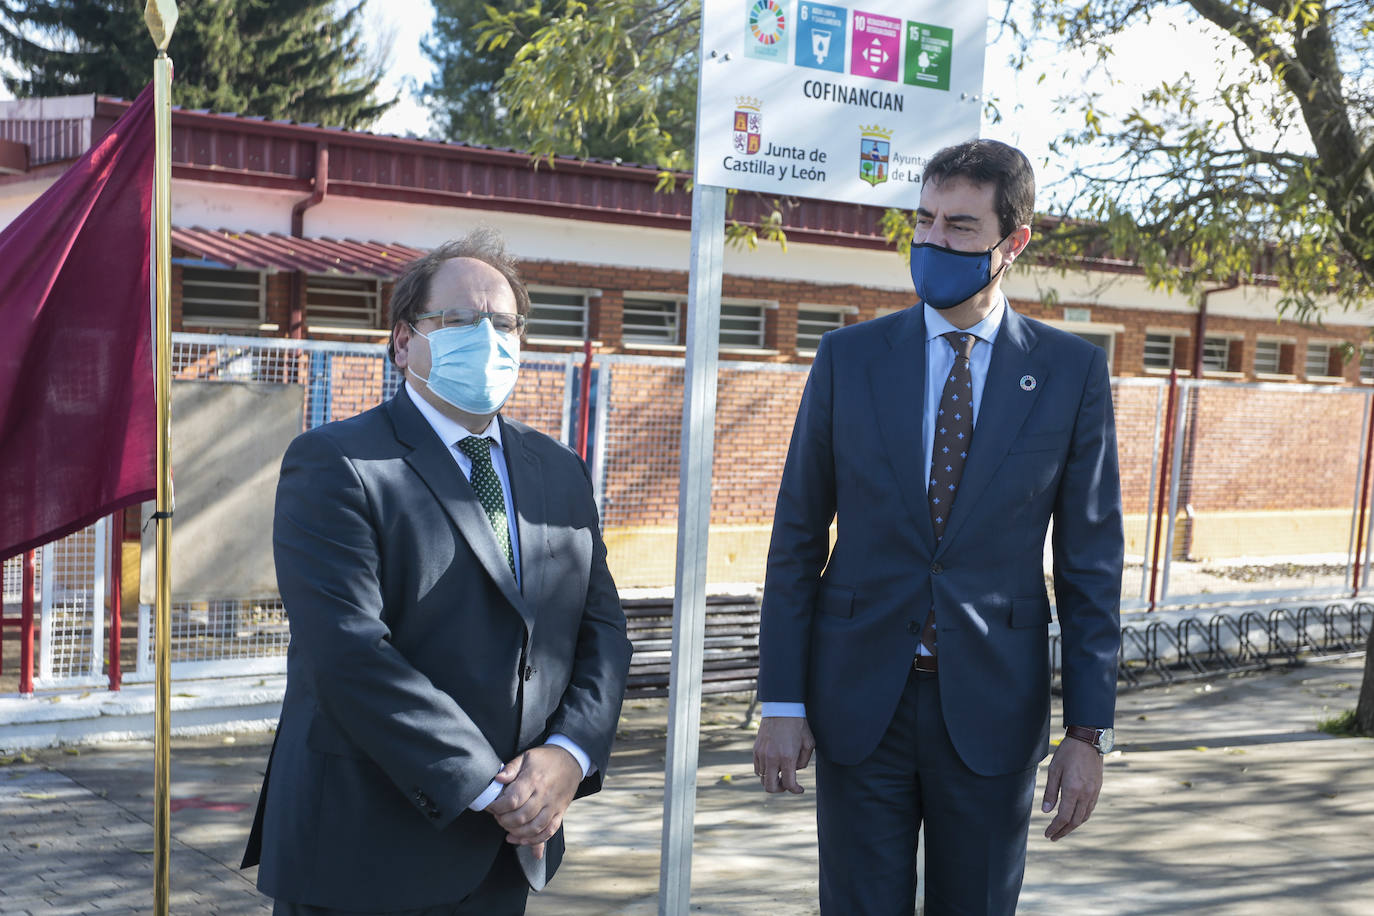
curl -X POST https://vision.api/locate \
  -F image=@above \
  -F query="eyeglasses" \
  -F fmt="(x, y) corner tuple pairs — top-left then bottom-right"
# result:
(414, 308), (526, 335)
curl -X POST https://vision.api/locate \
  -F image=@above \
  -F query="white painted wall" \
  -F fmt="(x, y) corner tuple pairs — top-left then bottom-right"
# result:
(0, 167), (1364, 328)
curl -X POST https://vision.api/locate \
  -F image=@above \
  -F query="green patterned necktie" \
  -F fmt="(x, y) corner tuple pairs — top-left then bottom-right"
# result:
(457, 436), (515, 576)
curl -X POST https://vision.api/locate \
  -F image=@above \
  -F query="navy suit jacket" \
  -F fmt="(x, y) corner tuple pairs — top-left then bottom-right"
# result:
(243, 390), (632, 909)
(759, 305), (1123, 776)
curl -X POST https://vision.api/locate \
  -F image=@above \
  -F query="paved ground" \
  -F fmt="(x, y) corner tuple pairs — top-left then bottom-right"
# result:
(2, 658), (1371, 915)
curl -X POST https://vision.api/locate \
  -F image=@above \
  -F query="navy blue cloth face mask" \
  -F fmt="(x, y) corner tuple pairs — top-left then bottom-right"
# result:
(909, 231), (1013, 310)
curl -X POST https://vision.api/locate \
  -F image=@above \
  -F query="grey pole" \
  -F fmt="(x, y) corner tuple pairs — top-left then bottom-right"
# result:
(658, 180), (726, 915)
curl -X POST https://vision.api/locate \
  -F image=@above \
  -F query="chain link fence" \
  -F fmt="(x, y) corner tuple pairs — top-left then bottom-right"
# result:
(6, 335), (1374, 691)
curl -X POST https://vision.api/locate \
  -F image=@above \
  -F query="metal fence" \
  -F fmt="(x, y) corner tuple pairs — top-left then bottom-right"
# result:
(6, 333), (1374, 691)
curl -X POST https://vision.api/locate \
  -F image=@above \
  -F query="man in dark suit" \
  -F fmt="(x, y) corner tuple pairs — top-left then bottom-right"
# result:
(753, 140), (1123, 914)
(243, 228), (632, 915)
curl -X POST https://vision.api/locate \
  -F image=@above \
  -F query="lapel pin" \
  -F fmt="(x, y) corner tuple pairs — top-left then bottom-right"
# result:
(1019, 375), (1037, 391)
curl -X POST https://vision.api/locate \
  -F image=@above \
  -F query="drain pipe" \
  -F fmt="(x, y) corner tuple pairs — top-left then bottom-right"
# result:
(287, 144), (329, 338)
(1179, 277), (1241, 558)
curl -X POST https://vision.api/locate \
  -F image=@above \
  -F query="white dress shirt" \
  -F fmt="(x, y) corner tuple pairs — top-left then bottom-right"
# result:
(404, 382), (592, 808)
(761, 298), (1008, 720)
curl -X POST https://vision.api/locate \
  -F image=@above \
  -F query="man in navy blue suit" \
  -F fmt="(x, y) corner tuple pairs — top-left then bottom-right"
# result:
(753, 139), (1123, 915)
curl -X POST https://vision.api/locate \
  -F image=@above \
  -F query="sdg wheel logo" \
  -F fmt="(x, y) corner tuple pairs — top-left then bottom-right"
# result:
(749, 0), (786, 46)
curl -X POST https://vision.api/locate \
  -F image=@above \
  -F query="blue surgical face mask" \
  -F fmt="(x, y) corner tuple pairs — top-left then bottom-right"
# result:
(410, 319), (520, 416)
(909, 231), (1013, 310)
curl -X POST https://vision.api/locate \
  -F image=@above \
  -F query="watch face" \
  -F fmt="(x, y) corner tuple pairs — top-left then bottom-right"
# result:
(1098, 727), (1115, 754)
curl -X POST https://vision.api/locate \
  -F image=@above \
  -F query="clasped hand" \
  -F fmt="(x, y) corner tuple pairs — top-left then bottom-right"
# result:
(485, 745), (583, 860)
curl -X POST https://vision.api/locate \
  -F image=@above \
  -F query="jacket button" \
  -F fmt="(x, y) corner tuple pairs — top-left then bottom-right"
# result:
(930, 562), (943, 574)
(523, 665), (536, 682)
(908, 621), (920, 634)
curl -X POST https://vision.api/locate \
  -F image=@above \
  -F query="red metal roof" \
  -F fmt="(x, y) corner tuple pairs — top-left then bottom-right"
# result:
(172, 227), (426, 278)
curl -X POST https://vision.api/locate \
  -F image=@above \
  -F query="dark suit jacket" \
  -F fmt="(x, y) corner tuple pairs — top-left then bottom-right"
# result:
(243, 389), (632, 910)
(759, 305), (1123, 776)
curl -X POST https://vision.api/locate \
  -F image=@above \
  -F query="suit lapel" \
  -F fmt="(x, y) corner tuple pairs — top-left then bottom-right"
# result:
(868, 308), (936, 553)
(501, 416), (544, 633)
(936, 307), (1046, 553)
(387, 392), (530, 625)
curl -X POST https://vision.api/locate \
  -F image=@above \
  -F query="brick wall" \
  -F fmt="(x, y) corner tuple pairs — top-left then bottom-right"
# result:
(168, 253), (1372, 383)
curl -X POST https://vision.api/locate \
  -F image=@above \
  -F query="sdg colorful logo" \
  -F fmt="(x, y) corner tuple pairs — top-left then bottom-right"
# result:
(850, 10), (901, 82)
(796, 2), (846, 74)
(904, 21), (953, 91)
(745, 0), (789, 63)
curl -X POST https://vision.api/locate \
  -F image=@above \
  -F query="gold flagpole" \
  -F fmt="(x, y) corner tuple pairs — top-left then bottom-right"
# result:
(145, 3), (178, 914)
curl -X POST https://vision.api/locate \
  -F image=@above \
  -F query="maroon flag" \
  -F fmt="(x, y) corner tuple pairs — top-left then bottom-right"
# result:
(0, 86), (157, 560)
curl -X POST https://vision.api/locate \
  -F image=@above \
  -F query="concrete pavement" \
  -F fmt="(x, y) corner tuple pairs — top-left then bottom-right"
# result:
(2, 658), (1371, 915)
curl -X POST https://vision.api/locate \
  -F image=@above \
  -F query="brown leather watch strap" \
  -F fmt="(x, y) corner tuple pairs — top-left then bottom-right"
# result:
(1064, 725), (1102, 749)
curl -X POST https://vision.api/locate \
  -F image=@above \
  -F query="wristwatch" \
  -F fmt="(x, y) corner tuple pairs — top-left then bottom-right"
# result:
(1064, 725), (1115, 754)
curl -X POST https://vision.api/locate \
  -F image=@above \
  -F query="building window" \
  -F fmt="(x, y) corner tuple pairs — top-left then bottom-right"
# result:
(796, 306), (848, 353)
(181, 266), (265, 326)
(1253, 339), (1298, 376)
(1201, 336), (1238, 373)
(306, 275), (381, 328)
(527, 289), (588, 340)
(1143, 333), (1175, 370)
(720, 302), (767, 349)
(1362, 349), (1374, 384)
(1305, 341), (1339, 379)
(1253, 340), (1282, 375)
(622, 296), (680, 344)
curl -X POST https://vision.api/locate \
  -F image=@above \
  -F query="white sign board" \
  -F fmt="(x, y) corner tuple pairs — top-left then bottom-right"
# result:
(696, 1), (988, 207)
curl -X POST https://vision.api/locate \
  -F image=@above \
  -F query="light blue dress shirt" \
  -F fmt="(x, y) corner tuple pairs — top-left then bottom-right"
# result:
(761, 297), (1008, 719)
(404, 382), (591, 807)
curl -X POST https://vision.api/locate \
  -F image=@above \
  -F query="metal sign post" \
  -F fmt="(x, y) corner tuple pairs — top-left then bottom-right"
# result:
(659, 4), (988, 911)
(658, 181), (726, 915)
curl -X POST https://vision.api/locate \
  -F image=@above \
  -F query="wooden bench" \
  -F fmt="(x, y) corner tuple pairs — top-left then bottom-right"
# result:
(622, 594), (761, 701)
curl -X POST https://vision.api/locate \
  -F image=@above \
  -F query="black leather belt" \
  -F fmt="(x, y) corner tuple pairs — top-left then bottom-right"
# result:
(914, 655), (938, 672)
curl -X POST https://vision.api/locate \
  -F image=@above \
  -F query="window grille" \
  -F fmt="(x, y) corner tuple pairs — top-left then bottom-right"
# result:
(1305, 342), (1336, 378)
(1143, 333), (1175, 370)
(306, 275), (381, 328)
(1254, 340), (1283, 375)
(528, 289), (588, 340)
(1201, 336), (1233, 372)
(720, 302), (767, 349)
(181, 266), (264, 326)
(622, 297), (680, 344)
(797, 307), (847, 353)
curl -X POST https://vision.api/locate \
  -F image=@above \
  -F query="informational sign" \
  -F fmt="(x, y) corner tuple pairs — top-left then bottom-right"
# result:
(697, 0), (988, 208)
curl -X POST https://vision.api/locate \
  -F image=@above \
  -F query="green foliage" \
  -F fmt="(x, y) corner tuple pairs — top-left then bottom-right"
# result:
(424, 0), (551, 146)
(0, 0), (391, 129)
(470, 0), (699, 168)
(995, 0), (1374, 318)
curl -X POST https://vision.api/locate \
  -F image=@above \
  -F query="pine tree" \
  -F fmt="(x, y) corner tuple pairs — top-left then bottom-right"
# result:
(0, 0), (392, 129)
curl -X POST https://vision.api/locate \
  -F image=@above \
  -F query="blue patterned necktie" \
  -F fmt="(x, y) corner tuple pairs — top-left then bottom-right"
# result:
(457, 436), (515, 576)
(922, 331), (979, 655)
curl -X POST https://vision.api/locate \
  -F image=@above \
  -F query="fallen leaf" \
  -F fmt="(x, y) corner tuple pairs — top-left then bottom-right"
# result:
(19, 792), (57, 799)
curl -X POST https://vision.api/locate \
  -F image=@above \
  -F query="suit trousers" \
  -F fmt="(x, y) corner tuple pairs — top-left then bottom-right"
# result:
(271, 843), (529, 916)
(814, 667), (1037, 916)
